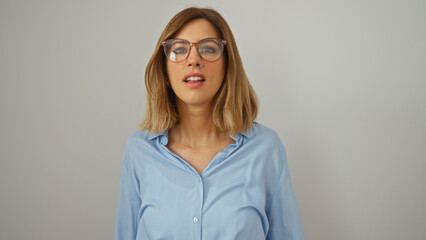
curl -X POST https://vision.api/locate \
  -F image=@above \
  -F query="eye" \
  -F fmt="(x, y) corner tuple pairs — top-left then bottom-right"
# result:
(172, 47), (188, 54)
(199, 46), (216, 53)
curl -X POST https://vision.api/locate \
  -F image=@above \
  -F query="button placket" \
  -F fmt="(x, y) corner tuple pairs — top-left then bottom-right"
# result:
(191, 176), (204, 239)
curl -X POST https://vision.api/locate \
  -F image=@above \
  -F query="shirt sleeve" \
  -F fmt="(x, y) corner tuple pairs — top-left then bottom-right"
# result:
(266, 146), (305, 240)
(114, 158), (141, 240)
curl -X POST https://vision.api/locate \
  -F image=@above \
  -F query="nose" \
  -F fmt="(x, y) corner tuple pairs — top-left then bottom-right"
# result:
(187, 45), (203, 67)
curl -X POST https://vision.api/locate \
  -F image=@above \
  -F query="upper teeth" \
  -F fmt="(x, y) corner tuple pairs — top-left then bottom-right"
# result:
(186, 76), (203, 81)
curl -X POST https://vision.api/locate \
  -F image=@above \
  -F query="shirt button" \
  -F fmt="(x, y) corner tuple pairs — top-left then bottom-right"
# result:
(193, 217), (199, 223)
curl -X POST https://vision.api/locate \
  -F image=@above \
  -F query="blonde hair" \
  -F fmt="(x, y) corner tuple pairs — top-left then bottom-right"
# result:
(140, 7), (258, 136)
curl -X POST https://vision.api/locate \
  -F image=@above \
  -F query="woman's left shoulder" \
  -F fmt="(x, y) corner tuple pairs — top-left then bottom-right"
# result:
(243, 123), (288, 176)
(244, 122), (286, 153)
(248, 122), (283, 143)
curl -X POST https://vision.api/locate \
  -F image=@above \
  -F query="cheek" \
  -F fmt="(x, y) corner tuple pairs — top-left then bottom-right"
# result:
(217, 60), (226, 79)
(166, 62), (174, 78)
(206, 61), (226, 80)
(166, 63), (182, 84)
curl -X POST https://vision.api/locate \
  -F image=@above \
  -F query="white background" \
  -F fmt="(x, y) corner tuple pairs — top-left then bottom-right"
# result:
(1, 0), (425, 239)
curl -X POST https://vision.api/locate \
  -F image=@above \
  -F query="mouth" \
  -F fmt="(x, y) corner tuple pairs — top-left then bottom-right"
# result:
(183, 72), (206, 83)
(184, 76), (205, 82)
(183, 73), (206, 88)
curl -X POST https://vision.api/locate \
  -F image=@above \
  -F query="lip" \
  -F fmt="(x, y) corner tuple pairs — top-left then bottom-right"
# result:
(183, 72), (206, 81)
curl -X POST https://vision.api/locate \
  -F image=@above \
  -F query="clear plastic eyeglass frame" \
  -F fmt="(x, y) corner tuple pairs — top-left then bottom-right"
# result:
(161, 38), (227, 63)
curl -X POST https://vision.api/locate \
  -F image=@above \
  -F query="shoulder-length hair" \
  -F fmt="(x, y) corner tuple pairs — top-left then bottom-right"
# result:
(140, 7), (258, 136)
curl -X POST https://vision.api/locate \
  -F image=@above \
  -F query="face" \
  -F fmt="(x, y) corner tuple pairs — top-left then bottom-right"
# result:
(166, 18), (225, 109)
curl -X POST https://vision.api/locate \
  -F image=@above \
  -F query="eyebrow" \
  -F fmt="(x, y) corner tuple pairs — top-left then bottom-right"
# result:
(170, 37), (220, 43)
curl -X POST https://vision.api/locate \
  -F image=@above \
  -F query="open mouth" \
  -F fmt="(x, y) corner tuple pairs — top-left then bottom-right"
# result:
(184, 76), (205, 82)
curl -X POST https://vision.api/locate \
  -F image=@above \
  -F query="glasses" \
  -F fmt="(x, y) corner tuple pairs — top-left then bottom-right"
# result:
(162, 38), (227, 62)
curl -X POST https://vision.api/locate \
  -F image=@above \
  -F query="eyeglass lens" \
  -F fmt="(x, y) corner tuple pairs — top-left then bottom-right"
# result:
(163, 39), (224, 62)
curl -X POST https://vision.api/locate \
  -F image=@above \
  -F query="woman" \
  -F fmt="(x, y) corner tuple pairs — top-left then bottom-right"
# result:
(115, 7), (305, 240)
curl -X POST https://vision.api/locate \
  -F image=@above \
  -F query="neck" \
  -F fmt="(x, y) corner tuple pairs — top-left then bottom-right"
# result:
(169, 102), (224, 148)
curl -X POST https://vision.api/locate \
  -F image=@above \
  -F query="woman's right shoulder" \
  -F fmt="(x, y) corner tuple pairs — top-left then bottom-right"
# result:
(127, 129), (151, 141)
(125, 129), (157, 147)
(122, 129), (161, 165)
(123, 129), (158, 152)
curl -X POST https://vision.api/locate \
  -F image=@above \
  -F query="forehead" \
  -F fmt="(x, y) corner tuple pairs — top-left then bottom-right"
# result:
(174, 18), (220, 42)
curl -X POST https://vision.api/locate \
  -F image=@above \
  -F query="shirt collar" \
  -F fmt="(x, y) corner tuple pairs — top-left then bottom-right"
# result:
(238, 129), (253, 139)
(147, 126), (253, 144)
(147, 129), (168, 141)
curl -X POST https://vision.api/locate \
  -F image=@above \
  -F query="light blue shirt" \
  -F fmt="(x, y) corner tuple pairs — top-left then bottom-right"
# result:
(114, 123), (305, 240)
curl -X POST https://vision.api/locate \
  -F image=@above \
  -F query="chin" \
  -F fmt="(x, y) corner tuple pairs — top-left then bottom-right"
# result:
(178, 97), (214, 108)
